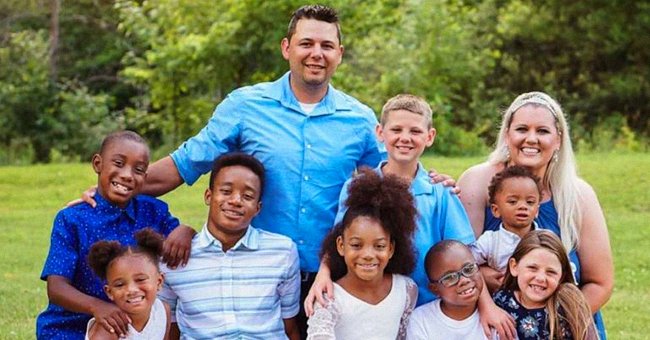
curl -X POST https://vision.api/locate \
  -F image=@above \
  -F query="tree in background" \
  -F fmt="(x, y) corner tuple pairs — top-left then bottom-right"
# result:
(0, 0), (647, 164)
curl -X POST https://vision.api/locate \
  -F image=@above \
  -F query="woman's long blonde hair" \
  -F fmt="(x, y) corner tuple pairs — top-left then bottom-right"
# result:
(488, 91), (580, 252)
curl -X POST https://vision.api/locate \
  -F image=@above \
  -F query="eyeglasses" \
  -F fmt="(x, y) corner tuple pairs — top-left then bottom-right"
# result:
(432, 263), (479, 287)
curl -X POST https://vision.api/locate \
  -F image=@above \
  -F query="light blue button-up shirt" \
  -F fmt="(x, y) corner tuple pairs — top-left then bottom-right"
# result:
(170, 72), (385, 271)
(335, 162), (475, 306)
(159, 225), (300, 340)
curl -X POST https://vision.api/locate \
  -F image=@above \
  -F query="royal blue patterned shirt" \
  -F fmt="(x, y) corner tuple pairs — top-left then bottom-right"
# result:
(36, 193), (179, 340)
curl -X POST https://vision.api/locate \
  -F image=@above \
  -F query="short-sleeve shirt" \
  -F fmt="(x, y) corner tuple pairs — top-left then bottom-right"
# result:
(406, 299), (493, 340)
(159, 224), (300, 339)
(470, 222), (537, 272)
(36, 193), (179, 340)
(170, 72), (385, 272)
(335, 162), (475, 306)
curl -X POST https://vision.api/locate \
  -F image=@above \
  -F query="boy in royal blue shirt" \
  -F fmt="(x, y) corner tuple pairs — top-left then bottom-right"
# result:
(36, 131), (194, 340)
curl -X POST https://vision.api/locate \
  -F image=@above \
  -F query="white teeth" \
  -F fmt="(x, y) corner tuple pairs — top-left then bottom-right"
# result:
(459, 287), (475, 296)
(112, 182), (131, 193)
(223, 209), (243, 217)
(127, 296), (144, 303)
(521, 147), (539, 155)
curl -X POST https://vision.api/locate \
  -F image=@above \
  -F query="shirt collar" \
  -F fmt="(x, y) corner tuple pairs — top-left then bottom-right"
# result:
(375, 161), (432, 195)
(195, 223), (260, 252)
(263, 71), (352, 116)
(94, 192), (137, 221)
(498, 221), (538, 237)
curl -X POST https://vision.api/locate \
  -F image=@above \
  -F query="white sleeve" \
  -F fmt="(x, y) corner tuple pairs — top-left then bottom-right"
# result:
(306, 297), (340, 340)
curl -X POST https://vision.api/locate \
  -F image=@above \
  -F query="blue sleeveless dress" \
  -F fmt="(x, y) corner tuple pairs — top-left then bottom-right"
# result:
(485, 199), (607, 340)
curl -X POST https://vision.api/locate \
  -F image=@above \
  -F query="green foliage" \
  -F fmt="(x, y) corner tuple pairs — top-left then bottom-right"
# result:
(1, 0), (649, 163)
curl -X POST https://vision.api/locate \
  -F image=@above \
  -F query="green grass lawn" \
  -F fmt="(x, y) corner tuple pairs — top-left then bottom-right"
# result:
(1, 152), (648, 338)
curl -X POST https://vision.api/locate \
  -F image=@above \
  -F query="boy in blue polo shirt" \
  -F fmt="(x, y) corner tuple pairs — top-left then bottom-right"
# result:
(307, 94), (475, 311)
(36, 131), (194, 340)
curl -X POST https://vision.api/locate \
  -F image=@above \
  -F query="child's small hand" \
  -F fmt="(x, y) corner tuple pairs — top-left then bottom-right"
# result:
(91, 301), (131, 337)
(480, 266), (504, 294)
(427, 169), (460, 194)
(66, 186), (98, 208)
(163, 225), (196, 269)
(304, 268), (334, 317)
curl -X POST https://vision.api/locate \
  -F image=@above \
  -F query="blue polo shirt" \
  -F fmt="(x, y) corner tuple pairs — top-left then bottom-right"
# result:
(36, 193), (179, 340)
(335, 162), (475, 306)
(171, 72), (385, 272)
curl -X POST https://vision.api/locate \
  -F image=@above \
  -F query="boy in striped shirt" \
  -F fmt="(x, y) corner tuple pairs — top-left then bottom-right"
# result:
(159, 153), (300, 339)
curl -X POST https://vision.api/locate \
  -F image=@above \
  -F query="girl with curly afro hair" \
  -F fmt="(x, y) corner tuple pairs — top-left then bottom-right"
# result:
(306, 168), (418, 339)
(85, 228), (170, 340)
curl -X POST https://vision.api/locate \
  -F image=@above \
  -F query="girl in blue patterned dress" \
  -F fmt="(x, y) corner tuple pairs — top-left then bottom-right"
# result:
(494, 230), (597, 340)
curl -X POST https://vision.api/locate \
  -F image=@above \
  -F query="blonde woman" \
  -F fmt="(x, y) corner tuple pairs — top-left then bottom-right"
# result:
(458, 92), (613, 339)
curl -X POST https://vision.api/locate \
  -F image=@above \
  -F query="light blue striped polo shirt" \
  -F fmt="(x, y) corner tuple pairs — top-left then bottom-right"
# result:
(159, 224), (300, 339)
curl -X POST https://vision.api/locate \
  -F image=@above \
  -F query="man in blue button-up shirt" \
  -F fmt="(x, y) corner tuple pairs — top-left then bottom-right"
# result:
(129, 5), (384, 336)
(140, 6), (383, 272)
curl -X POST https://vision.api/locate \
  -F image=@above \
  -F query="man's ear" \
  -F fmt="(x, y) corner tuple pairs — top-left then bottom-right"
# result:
(204, 188), (212, 206)
(281, 38), (290, 60)
(92, 154), (102, 174)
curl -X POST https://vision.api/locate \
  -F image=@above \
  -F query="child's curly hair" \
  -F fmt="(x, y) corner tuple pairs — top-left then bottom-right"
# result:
(321, 167), (417, 281)
(488, 165), (542, 205)
(87, 228), (164, 280)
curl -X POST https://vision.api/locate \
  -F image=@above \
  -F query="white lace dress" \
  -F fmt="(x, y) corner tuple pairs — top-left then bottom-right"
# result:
(307, 274), (418, 340)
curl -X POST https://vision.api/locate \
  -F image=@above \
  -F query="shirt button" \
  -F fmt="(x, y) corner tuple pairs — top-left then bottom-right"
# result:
(304, 175), (310, 181)
(298, 240), (304, 244)
(301, 208), (306, 213)
(307, 144), (312, 149)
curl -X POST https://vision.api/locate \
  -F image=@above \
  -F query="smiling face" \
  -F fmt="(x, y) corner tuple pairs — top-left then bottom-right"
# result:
(491, 177), (540, 233)
(509, 248), (562, 309)
(506, 105), (561, 176)
(93, 139), (149, 208)
(281, 18), (343, 100)
(336, 216), (394, 284)
(376, 109), (435, 167)
(429, 245), (483, 318)
(104, 254), (162, 318)
(205, 165), (261, 243)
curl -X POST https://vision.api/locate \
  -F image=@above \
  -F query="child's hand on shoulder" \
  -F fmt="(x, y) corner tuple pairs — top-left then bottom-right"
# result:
(163, 225), (196, 269)
(91, 301), (131, 338)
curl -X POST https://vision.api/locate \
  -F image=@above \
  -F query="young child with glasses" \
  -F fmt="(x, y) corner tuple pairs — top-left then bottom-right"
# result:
(406, 240), (496, 339)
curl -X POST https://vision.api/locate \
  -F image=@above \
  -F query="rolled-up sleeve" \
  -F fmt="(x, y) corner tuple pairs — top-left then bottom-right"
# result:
(170, 94), (242, 185)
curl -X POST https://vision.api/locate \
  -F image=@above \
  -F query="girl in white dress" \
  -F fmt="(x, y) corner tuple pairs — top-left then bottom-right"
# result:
(307, 168), (418, 340)
(85, 228), (170, 340)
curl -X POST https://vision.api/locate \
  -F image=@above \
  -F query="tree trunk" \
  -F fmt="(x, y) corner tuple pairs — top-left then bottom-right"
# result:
(49, 0), (60, 81)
